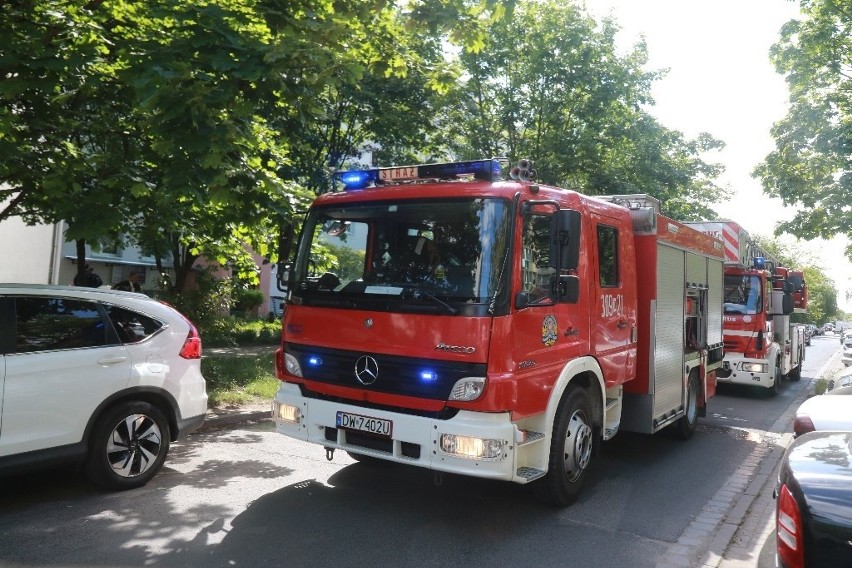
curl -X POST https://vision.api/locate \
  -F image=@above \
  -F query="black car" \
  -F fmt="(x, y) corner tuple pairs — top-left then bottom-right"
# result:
(775, 431), (852, 567)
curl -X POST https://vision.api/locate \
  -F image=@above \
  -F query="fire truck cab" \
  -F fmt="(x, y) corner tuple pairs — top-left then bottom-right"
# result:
(273, 159), (724, 506)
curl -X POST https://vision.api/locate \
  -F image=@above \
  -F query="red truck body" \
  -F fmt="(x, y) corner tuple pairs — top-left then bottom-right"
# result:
(273, 160), (725, 505)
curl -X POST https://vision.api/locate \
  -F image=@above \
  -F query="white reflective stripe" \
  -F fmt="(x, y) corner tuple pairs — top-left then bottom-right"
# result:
(721, 224), (739, 262)
(724, 330), (756, 337)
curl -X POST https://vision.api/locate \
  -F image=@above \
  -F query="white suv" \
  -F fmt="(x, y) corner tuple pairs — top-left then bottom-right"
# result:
(0, 284), (207, 489)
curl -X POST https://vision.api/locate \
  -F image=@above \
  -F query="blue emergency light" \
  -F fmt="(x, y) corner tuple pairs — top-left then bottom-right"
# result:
(334, 159), (502, 190)
(754, 257), (766, 270)
(419, 370), (438, 382)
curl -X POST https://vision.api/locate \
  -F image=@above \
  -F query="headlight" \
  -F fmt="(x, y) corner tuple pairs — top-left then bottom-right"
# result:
(284, 353), (303, 377)
(448, 377), (486, 401)
(275, 402), (302, 424)
(741, 362), (767, 373)
(439, 434), (505, 460)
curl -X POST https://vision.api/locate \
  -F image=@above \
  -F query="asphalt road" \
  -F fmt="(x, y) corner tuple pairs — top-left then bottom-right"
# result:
(0, 334), (842, 568)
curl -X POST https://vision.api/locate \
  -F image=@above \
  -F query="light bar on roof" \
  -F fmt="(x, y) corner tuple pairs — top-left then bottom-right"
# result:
(334, 159), (502, 190)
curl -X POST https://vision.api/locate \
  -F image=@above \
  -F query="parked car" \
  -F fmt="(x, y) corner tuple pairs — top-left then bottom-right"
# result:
(842, 330), (852, 348)
(0, 284), (207, 489)
(793, 389), (852, 437)
(775, 431), (852, 568)
(826, 366), (852, 392)
(843, 345), (852, 367)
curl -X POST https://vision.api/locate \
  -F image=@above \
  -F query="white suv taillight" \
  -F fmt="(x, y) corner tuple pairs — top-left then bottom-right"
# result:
(179, 323), (202, 359)
(777, 483), (804, 568)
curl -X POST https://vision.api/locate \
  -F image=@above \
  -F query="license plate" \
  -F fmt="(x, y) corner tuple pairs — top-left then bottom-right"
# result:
(336, 411), (392, 437)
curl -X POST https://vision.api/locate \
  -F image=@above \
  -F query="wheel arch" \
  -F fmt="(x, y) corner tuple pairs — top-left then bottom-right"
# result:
(83, 387), (180, 446)
(543, 357), (606, 443)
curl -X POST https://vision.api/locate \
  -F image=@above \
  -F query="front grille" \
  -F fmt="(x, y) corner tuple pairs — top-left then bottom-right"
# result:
(288, 343), (486, 402)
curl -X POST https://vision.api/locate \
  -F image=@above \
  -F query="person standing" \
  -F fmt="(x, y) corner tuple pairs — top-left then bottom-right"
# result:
(113, 270), (142, 293)
(74, 265), (103, 288)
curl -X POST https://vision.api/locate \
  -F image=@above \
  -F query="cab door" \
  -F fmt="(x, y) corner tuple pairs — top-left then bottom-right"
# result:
(590, 214), (637, 387)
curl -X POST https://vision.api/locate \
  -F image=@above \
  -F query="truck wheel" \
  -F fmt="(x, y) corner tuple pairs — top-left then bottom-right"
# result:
(769, 363), (781, 396)
(534, 385), (594, 507)
(672, 371), (700, 440)
(788, 364), (802, 381)
(85, 401), (170, 490)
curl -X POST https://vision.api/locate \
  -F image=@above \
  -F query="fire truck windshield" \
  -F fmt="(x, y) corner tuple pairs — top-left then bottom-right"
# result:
(290, 198), (512, 314)
(723, 274), (763, 315)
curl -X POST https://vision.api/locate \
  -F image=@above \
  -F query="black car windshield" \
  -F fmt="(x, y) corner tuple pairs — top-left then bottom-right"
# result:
(290, 198), (512, 313)
(723, 275), (762, 315)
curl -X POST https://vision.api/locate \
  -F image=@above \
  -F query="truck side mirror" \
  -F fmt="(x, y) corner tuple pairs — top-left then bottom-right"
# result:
(553, 209), (581, 271)
(276, 224), (295, 292)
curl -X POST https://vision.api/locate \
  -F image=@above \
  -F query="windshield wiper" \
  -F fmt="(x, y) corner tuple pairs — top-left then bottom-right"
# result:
(401, 286), (458, 315)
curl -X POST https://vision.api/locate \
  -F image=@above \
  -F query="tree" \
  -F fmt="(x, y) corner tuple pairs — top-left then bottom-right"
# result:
(754, 0), (852, 258)
(0, 0), (393, 288)
(431, 0), (729, 219)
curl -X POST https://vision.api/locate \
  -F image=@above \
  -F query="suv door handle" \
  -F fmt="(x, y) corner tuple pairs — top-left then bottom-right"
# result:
(97, 355), (128, 365)
(616, 320), (629, 329)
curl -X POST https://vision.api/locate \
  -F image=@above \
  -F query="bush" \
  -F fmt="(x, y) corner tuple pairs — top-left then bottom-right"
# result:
(233, 287), (265, 313)
(197, 316), (280, 347)
(202, 352), (278, 406)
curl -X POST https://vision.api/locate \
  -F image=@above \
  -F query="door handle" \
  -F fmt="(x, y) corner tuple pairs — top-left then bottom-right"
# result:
(97, 355), (128, 365)
(617, 320), (629, 329)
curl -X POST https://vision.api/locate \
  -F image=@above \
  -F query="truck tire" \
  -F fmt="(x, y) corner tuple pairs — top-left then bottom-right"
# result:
(788, 364), (802, 381)
(769, 362), (781, 396)
(85, 401), (171, 490)
(534, 385), (594, 507)
(672, 370), (700, 440)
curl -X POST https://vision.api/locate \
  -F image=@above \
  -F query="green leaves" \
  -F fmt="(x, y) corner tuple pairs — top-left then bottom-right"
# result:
(757, 0), (852, 251)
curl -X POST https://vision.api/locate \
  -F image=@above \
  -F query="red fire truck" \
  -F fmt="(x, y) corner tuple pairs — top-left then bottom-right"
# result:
(686, 221), (806, 393)
(273, 159), (725, 506)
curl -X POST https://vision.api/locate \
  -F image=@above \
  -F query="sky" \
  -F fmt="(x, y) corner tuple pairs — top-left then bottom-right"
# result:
(581, 0), (852, 313)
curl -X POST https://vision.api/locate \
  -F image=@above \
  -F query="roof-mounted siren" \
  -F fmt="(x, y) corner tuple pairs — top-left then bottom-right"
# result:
(788, 270), (808, 311)
(334, 159), (502, 190)
(509, 159), (536, 181)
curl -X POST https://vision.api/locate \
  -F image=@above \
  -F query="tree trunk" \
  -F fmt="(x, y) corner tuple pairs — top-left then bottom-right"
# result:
(75, 239), (87, 284)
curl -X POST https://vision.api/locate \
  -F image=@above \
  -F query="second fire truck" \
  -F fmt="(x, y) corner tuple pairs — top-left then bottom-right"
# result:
(687, 221), (806, 394)
(274, 159), (725, 506)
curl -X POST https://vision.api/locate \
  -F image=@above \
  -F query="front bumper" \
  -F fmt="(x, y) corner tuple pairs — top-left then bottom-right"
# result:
(715, 355), (774, 389)
(273, 383), (524, 482)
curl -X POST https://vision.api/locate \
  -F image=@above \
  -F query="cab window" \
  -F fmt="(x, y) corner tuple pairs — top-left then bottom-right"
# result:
(521, 213), (554, 305)
(597, 224), (619, 287)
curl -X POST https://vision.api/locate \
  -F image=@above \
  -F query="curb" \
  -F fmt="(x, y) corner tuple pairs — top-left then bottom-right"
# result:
(198, 403), (273, 432)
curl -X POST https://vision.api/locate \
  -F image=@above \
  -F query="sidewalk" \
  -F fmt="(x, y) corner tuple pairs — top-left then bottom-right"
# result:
(708, 350), (844, 568)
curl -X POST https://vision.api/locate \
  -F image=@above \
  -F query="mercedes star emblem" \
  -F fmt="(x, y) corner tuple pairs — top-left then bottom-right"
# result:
(354, 355), (379, 385)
